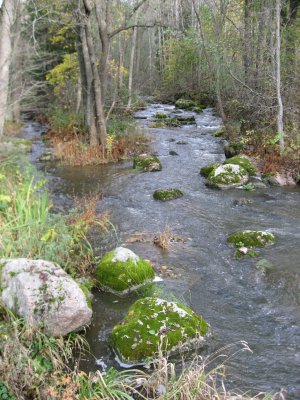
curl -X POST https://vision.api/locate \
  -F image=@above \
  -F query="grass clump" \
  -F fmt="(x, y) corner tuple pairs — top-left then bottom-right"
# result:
(175, 99), (203, 112)
(109, 297), (209, 365)
(154, 112), (168, 119)
(0, 159), (110, 278)
(95, 247), (155, 295)
(153, 188), (183, 201)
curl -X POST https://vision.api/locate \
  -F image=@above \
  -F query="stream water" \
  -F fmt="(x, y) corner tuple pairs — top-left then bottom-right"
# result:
(22, 104), (300, 398)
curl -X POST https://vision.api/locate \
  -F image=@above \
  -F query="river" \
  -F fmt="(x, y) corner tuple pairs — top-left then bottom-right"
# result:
(22, 104), (300, 398)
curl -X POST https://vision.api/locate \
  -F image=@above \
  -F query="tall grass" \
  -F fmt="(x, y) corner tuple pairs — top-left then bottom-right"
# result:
(0, 159), (110, 277)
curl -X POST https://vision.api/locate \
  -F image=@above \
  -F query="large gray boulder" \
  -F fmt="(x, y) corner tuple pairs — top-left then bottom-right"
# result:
(0, 259), (92, 336)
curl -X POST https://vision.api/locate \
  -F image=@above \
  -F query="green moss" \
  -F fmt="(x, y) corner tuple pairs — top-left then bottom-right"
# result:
(223, 156), (256, 176)
(213, 128), (224, 138)
(95, 247), (155, 294)
(200, 163), (218, 178)
(234, 248), (260, 259)
(227, 230), (276, 248)
(133, 154), (162, 172)
(175, 99), (203, 112)
(78, 279), (94, 310)
(109, 297), (209, 365)
(154, 112), (168, 119)
(153, 188), (183, 201)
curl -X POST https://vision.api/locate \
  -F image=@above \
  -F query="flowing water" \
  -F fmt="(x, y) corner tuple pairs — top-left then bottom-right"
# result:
(22, 105), (300, 398)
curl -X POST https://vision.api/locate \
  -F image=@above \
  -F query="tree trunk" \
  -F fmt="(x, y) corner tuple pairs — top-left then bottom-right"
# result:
(0, 0), (15, 137)
(244, 0), (252, 85)
(127, 12), (139, 109)
(275, 0), (284, 153)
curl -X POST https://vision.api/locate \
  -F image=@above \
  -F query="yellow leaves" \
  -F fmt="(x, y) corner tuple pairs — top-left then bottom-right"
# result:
(46, 53), (79, 95)
(108, 59), (128, 79)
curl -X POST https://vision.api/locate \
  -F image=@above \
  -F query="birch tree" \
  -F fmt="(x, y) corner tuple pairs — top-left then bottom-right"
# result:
(0, 0), (17, 137)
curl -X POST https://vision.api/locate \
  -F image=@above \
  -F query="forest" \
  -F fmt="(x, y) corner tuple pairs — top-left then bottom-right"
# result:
(0, 0), (300, 399)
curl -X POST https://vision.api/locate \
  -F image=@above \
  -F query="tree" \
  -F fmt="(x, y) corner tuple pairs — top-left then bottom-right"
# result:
(0, 0), (18, 138)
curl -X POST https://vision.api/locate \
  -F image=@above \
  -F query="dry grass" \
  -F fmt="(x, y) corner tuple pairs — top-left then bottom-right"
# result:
(153, 225), (187, 250)
(49, 127), (149, 166)
(153, 225), (173, 250)
(140, 341), (282, 400)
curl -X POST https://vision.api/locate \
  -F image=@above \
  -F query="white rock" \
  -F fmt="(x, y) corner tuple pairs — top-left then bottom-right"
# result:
(0, 258), (92, 336)
(112, 247), (140, 263)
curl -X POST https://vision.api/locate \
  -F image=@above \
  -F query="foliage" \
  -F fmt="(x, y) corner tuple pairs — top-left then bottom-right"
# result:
(0, 158), (110, 277)
(163, 31), (201, 97)
(46, 53), (79, 95)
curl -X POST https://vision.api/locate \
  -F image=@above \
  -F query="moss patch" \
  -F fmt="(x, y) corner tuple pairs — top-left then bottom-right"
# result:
(227, 230), (276, 248)
(175, 99), (203, 112)
(95, 247), (155, 295)
(207, 164), (249, 189)
(154, 112), (168, 119)
(153, 189), (184, 201)
(223, 156), (256, 176)
(109, 297), (209, 365)
(200, 163), (218, 178)
(133, 154), (162, 172)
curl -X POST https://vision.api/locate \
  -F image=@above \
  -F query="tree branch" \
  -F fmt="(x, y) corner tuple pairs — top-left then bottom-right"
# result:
(109, 23), (159, 38)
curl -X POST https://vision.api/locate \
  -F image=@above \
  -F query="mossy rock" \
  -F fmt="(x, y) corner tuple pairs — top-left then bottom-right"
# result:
(109, 297), (209, 366)
(227, 230), (276, 248)
(95, 247), (155, 295)
(213, 128), (224, 138)
(223, 156), (256, 176)
(206, 164), (249, 190)
(224, 142), (244, 158)
(200, 163), (219, 178)
(39, 152), (57, 162)
(153, 188), (183, 201)
(175, 99), (203, 112)
(133, 154), (162, 172)
(154, 112), (168, 119)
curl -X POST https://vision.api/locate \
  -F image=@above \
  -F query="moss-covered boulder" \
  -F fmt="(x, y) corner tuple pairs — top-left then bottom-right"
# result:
(153, 188), (183, 201)
(133, 154), (162, 172)
(223, 156), (256, 176)
(227, 230), (276, 248)
(95, 247), (155, 295)
(154, 112), (168, 119)
(175, 99), (203, 112)
(206, 164), (249, 189)
(110, 297), (209, 366)
(200, 163), (219, 178)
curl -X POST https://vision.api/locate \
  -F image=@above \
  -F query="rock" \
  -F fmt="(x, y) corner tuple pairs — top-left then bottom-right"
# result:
(153, 112), (167, 119)
(223, 156), (256, 176)
(169, 150), (178, 156)
(95, 247), (155, 295)
(233, 198), (254, 206)
(264, 172), (297, 186)
(223, 141), (244, 158)
(0, 259), (92, 336)
(176, 141), (188, 145)
(200, 163), (219, 178)
(256, 259), (274, 274)
(153, 188), (184, 201)
(109, 297), (209, 366)
(206, 164), (249, 190)
(175, 99), (203, 112)
(227, 230), (276, 248)
(39, 152), (57, 162)
(133, 154), (162, 172)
